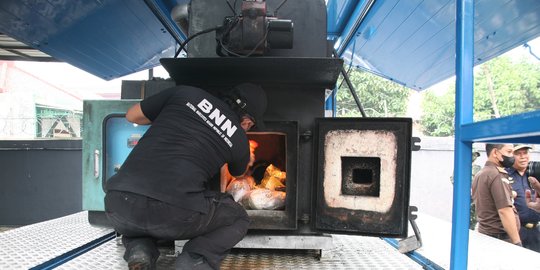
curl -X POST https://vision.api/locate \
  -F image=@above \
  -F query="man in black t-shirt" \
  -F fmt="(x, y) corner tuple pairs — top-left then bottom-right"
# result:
(104, 83), (267, 270)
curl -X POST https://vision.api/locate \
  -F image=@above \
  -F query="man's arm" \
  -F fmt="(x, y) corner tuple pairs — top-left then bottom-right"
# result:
(126, 87), (178, 124)
(229, 151), (255, 177)
(126, 103), (151, 125)
(220, 165), (233, 192)
(497, 206), (521, 244)
(221, 151), (255, 192)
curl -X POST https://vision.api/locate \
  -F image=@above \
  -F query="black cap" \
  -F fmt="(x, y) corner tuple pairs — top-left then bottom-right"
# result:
(231, 83), (267, 129)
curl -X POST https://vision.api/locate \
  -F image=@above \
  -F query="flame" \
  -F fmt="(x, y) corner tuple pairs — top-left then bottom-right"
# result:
(249, 140), (259, 151)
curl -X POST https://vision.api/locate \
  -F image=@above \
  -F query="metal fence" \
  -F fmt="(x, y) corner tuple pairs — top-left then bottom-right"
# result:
(0, 110), (82, 139)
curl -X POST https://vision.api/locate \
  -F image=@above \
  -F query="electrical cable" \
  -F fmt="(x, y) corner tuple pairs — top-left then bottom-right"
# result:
(333, 49), (367, 117)
(218, 21), (269, 57)
(524, 43), (540, 61)
(174, 0), (239, 58)
(226, 0), (237, 16)
(174, 25), (222, 58)
(337, 64), (353, 89)
(243, 28), (268, 57)
(273, 0), (288, 16)
(176, 0), (270, 58)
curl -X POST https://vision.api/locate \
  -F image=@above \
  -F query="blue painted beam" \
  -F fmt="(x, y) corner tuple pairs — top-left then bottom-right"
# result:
(29, 232), (115, 270)
(326, 0), (360, 39)
(145, 0), (188, 43)
(382, 238), (445, 270)
(461, 110), (540, 143)
(450, 0), (474, 269)
(333, 0), (375, 56)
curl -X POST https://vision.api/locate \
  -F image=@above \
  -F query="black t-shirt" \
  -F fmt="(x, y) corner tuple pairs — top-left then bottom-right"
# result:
(106, 86), (250, 213)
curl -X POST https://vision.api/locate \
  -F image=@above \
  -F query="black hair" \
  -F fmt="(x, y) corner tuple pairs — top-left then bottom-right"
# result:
(485, 144), (505, 157)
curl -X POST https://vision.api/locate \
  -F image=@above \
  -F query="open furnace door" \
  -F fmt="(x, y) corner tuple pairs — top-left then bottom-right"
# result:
(314, 118), (412, 237)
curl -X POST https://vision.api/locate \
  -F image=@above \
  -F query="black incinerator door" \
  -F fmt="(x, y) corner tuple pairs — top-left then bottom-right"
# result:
(314, 118), (412, 237)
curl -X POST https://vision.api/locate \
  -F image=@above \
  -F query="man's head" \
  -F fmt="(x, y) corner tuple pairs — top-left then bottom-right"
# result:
(513, 144), (532, 171)
(227, 83), (267, 131)
(486, 143), (515, 167)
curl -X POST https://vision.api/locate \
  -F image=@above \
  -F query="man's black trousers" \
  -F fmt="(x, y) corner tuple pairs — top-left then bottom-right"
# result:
(104, 190), (250, 269)
(520, 225), (540, 252)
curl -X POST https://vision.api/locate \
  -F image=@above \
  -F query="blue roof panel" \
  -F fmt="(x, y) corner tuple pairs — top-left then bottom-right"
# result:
(1, 0), (540, 88)
(0, 0), (177, 80)
(334, 0), (540, 90)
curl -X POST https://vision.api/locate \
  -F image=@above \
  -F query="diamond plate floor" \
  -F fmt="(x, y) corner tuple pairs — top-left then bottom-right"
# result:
(221, 235), (422, 270)
(0, 211), (422, 269)
(0, 212), (112, 269)
(60, 234), (422, 269)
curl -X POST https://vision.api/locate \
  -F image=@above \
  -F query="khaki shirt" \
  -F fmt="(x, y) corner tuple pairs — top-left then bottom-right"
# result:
(472, 161), (520, 235)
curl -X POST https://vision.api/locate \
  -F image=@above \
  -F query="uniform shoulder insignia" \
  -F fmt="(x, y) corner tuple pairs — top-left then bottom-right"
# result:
(496, 166), (508, 173)
(501, 177), (510, 184)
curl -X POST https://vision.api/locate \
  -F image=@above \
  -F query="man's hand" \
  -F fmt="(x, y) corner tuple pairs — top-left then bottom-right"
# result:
(526, 176), (540, 212)
(126, 103), (151, 125)
(529, 176), (540, 194)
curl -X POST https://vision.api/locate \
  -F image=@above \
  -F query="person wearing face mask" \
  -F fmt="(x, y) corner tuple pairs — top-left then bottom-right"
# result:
(472, 144), (522, 246)
(506, 144), (540, 252)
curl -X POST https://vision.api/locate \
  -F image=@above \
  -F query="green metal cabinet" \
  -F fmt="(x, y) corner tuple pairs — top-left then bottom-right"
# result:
(82, 99), (141, 211)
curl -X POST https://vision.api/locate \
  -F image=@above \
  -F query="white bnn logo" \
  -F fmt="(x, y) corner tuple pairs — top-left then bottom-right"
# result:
(197, 99), (238, 137)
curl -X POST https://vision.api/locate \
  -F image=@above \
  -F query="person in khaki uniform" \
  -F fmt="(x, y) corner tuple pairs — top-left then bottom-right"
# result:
(472, 143), (522, 246)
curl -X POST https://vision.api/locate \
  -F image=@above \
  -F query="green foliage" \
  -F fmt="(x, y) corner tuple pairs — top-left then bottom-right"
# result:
(420, 56), (540, 136)
(421, 88), (456, 136)
(473, 56), (540, 121)
(335, 67), (410, 117)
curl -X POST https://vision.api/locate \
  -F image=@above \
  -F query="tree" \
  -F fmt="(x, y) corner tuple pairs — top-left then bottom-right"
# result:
(474, 56), (540, 121)
(421, 88), (456, 136)
(335, 67), (411, 117)
(420, 56), (540, 136)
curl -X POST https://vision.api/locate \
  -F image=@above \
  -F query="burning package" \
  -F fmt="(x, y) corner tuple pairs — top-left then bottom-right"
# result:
(225, 176), (256, 202)
(260, 164), (286, 191)
(242, 188), (286, 210)
(225, 162), (287, 210)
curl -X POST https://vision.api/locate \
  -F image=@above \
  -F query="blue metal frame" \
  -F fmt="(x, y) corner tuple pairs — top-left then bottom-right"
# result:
(451, 1), (540, 268)
(324, 88), (336, 117)
(460, 110), (540, 143)
(382, 238), (445, 270)
(332, 0), (376, 56)
(145, 0), (188, 42)
(29, 232), (115, 270)
(450, 0), (474, 269)
(327, 0), (360, 40)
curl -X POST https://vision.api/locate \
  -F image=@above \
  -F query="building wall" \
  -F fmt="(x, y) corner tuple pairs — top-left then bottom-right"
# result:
(0, 140), (82, 225)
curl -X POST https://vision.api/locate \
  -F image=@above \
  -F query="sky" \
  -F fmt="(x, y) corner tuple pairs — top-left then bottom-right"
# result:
(10, 36), (540, 102)
(425, 36), (540, 96)
(12, 61), (171, 100)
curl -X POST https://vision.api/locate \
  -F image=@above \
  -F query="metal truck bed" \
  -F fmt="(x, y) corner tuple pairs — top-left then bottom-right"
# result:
(0, 212), (422, 269)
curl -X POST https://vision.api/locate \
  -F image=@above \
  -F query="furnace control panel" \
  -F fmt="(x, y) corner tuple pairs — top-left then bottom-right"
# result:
(104, 115), (149, 180)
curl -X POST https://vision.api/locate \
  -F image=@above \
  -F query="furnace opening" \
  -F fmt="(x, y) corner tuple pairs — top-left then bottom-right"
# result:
(221, 132), (288, 211)
(341, 156), (381, 197)
(352, 168), (373, 184)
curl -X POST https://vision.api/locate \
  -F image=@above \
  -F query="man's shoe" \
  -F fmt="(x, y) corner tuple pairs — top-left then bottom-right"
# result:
(175, 252), (213, 270)
(127, 249), (156, 270)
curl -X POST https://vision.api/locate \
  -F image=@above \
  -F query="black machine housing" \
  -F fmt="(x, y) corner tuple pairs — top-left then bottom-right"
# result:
(115, 0), (412, 237)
